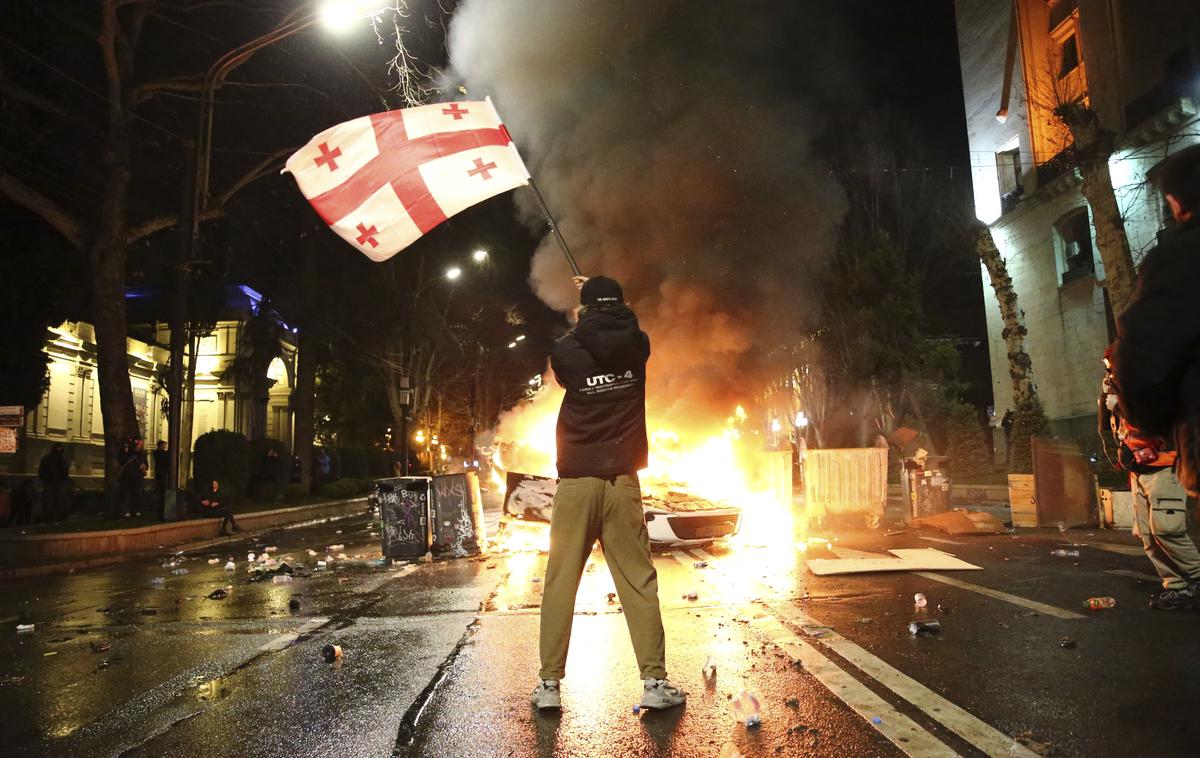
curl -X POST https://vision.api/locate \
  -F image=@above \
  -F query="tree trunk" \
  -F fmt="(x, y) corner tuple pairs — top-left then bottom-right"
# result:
(975, 225), (1046, 473)
(975, 225), (1038, 406)
(292, 238), (317, 489)
(1056, 104), (1138, 317)
(91, 131), (138, 503)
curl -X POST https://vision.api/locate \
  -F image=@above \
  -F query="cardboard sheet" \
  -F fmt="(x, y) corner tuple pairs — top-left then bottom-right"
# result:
(910, 510), (1006, 535)
(806, 547), (982, 576)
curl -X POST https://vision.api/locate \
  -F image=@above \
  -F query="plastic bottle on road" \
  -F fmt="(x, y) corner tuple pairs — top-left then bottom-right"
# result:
(913, 593), (927, 610)
(1050, 549), (1080, 558)
(702, 655), (716, 680)
(731, 689), (762, 727)
(171, 568), (189, 576)
(272, 575), (293, 584)
(1083, 596), (1116, 610)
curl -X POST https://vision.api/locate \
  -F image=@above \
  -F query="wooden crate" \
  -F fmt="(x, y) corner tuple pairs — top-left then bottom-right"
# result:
(1008, 473), (1037, 527)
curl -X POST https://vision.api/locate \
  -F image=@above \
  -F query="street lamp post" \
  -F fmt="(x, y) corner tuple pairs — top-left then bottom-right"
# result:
(168, 2), (374, 494)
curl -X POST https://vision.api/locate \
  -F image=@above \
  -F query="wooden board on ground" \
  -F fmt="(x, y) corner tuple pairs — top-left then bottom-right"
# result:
(806, 547), (982, 576)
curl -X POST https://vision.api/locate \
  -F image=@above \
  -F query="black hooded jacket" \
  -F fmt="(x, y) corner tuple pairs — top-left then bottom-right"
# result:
(1111, 217), (1200, 436)
(551, 304), (650, 479)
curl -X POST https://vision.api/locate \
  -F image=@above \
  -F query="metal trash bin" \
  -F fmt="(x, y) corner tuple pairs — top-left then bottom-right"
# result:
(905, 454), (951, 520)
(375, 477), (432, 559)
(430, 471), (487, 557)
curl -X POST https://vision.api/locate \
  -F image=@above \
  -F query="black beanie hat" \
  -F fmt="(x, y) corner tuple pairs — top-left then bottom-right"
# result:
(580, 276), (624, 306)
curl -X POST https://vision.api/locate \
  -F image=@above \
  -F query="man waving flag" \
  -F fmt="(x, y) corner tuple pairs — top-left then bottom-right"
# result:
(284, 98), (529, 262)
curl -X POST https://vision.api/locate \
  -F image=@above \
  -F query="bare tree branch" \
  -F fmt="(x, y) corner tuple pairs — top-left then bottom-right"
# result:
(0, 172), (85, 250)
(125, 146), (292, 243)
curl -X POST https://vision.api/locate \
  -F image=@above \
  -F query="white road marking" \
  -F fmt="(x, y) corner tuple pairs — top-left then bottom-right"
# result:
(672, 551), (961, 757)
(254, 564), (421, 653)
(1104, 568), (1161, 583)
(918, 536), (966, 546)
(771, 603), (1039, 758)
(682, 549), (1041, 758)
(258, 616), (330, 652)
(751, 614), (960, 758)
(1087, 543), (1145, 557)
(911, 572), (1086, 619)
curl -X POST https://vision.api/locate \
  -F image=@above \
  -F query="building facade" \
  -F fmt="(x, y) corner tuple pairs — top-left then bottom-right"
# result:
(955, 0), (1200, 446)
(14, 287), (296, 478)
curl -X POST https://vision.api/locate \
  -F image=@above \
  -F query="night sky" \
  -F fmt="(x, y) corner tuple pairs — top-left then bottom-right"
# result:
(1, 0), (989, 406)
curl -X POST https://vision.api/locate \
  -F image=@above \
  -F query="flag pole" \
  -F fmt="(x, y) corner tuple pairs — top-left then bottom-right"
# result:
(526, 177), (581, 277)
(484, 96), (582, 277)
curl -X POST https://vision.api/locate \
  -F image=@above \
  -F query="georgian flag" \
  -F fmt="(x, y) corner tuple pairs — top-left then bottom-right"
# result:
(283, 99), (529, 262)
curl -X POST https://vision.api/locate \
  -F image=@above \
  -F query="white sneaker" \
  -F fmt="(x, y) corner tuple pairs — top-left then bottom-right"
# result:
(531, 679), (562, 710)
(640, 678), (686, 710)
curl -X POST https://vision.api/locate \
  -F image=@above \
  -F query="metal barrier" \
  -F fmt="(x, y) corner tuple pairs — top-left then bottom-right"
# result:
(804, 447), (888, 527)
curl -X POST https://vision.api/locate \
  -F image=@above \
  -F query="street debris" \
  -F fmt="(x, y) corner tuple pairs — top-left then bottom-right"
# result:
(731, 689), (762, 727)
(224, 561), (236, 571)
(937, 604), (953, 614)
(1056, 521), (1067, 533)
(702, 656), (717, 680)
(807, 548), (981, 576)
(1050, 549), (1080, 558)
(913, 592), (927, 609)
(247, 553), (256, 562)
(606, 592), (617, 604)
(694, 561), (708, 568)
(1083, 596), (1116, 611)
(15, 624), (35, 634)
(683, 590), (699, 600)
(150, 577), (166, 586)
(801, 624), (833, 638)
(206, 588), (229, 600)
(321, 644), (343, 662)
(171, 568), (189, 576)
(249, 562), (295, 583)
(1014, 730), (1056, 756)
(420, 552), (433, 563)
(272, 575), (294, 584)
(288, 598), (301, 612)
(1058, 637), (1077, 649)
(785, 697), (799, 708)
(140, 608), (158, 616)
(207, 558), (220, 564)
(42, 651), (58, 657)
(871, 716), (883, 725)
(89, 641), (111, 653)
(531, 577), (541, 583)
(911, 510), (1005, 535)
(327, 544), (344, 552)
(908, 620), (941, 636)
(884, 529), (907, 537)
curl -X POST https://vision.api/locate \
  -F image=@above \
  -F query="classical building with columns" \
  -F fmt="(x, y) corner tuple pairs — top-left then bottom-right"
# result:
(12, 285), (296, 477)
(955, 0), (1199, 448)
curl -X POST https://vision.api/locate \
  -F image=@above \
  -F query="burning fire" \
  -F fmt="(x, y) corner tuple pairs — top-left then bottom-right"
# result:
(490, 375), (801, 553)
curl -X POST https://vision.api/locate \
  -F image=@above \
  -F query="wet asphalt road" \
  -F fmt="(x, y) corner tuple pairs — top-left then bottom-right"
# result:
(2, 497), (1199, 757)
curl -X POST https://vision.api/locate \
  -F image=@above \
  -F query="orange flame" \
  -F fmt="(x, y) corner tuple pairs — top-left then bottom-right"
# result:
(491, 372), (802, 552)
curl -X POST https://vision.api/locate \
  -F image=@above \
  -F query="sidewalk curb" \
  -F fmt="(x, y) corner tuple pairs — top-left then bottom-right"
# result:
(0, 497), (371, 579)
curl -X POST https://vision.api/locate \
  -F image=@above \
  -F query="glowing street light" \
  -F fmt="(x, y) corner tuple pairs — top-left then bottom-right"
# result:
(794, 411), (809, 429)
(319, 0), (381, 33)
(507, 341), (517, 349)
(445, 266), (462, 281)
(472, 249), (488, 263)
(514, 334), (526, 341)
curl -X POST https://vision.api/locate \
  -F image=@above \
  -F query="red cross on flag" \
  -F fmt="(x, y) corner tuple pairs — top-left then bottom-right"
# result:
(283, 98), (530, 262)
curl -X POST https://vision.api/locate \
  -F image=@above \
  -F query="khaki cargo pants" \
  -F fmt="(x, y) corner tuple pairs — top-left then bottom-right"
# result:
(539, 474), (667, 681)
(1131, 467), (1200, 590)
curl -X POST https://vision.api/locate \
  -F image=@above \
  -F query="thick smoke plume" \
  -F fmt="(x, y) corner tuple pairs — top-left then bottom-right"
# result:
(449, 1), (847, 432)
